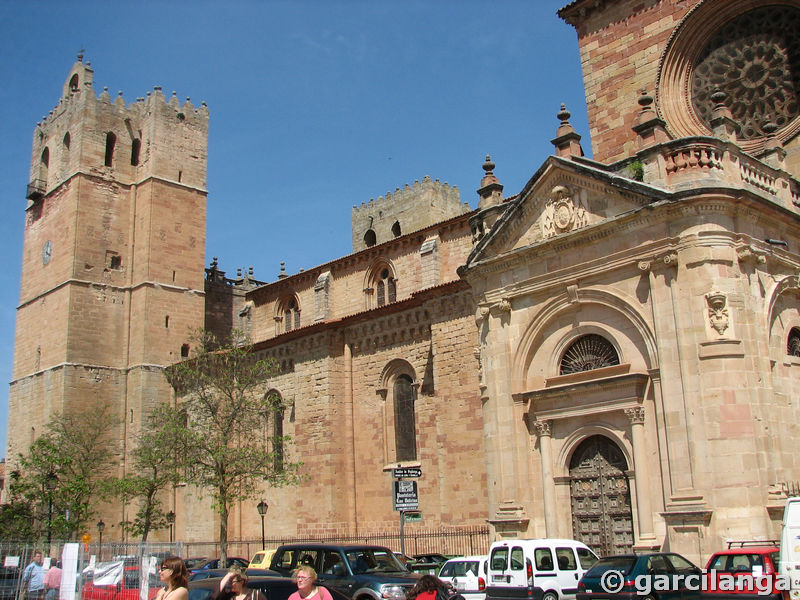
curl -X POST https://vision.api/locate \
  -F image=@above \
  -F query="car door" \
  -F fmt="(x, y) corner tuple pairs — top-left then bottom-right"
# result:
(317, 550), (357, 599)
(489, 545), (527, 588)
(666, 554), (702, 600)
(646, 555), (680, 600)
(554, 546), (581, 599)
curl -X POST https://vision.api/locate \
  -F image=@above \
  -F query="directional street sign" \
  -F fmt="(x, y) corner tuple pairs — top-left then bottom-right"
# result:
(394, 479), (419, 510)
(393, 467), (422, 479)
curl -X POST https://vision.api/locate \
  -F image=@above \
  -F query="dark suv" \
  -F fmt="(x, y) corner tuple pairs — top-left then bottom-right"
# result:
(270, 543), (420, 600)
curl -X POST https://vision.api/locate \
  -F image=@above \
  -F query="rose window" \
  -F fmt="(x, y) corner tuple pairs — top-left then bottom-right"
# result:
(691, 5), (800, 140)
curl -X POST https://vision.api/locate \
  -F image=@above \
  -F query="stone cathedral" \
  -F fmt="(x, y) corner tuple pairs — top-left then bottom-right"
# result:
(8, 0), (800, 563)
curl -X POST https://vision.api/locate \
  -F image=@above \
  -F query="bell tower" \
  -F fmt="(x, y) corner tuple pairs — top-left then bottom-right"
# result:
(7, 55), (209, 531)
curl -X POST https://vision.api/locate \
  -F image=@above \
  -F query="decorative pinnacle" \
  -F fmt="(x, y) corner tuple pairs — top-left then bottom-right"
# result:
(482, 154), (495, 175)
(711, 88), (727, 107)
(558, 103), (571, 124)
(638, 88), (654, 109)
(77, 49), (84, 62)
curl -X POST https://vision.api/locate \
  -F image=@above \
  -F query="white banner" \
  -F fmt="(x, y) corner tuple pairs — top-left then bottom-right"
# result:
(60, 543), (79, 600)
(93, 561), (124, 586)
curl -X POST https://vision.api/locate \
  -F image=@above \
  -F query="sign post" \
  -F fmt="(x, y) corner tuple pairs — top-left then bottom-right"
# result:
(391, 467), (421, 556)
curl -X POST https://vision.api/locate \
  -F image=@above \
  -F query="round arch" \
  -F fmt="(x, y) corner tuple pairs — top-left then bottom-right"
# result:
(379, 357), (418, 390)
(556, 423), (633, 479)
(511, 288), (658, 394)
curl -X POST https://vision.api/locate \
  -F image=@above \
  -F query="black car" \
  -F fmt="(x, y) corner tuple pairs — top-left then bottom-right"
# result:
(191, 558), (250, 573)
(270, 543), (420, 600)
(189, 575), (298, 600)
(577, 553), (702, 600)
(189, 569), (280, 582)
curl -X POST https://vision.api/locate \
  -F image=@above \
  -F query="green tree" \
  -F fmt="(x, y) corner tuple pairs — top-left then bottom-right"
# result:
(164, 330), (302, 561)
(8, 402), (118, 540)
(114, 407), (185, 541)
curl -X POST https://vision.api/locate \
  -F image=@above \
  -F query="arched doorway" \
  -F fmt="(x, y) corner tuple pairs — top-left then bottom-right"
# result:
(569, 435), (634, 556)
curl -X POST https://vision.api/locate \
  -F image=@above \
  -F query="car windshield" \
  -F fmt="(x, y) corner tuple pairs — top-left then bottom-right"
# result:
(584, 557), (637, 578)
(440, 561), (478, 577)
(346, 549), (407, 573)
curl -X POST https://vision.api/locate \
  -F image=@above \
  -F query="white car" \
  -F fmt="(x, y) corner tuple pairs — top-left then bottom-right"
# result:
(438, 555), (488, 600)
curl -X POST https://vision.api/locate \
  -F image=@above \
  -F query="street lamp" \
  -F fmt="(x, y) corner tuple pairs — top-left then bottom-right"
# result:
(256, 500), (269, 550)
(45, 473), (58, 552)
(97, 519), (105, 560)
(166, 511), (175, 544)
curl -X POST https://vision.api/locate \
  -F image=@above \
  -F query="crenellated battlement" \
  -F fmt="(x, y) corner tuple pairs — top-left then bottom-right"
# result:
(351, 174), (468, 251)
(27, 56), (209, 205)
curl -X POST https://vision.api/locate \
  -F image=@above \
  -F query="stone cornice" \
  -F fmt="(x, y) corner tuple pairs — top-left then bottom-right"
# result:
(17, 278), (204, 310)
(10, 361), (168, 385)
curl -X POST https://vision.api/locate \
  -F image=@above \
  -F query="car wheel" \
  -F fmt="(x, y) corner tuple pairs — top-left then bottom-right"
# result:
(542, 592), (558, 600)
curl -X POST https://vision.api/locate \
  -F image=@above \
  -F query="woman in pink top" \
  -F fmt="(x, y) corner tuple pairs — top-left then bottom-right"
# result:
(43, 561), (62, 600)
(287, 566), (333, 600)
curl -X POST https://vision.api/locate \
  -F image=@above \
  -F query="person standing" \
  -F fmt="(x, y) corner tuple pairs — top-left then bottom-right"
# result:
(43, 560), (62, 600)
(154, 556), (188, 600)
(288, 566), (333, 600)
(22, 551), (46, 600)
(213, 566), (266, 600)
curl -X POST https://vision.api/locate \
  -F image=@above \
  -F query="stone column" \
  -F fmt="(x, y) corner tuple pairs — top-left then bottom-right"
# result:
(625, 406), (656, 544)
(534, 420), (557, 537)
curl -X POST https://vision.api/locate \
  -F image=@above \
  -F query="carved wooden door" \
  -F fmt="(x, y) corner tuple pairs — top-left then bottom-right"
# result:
(569, 436), (634, 556)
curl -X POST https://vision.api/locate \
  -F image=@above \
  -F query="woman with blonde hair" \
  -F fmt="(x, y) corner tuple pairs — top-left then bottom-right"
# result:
(288, 565), (333, 600)
(155, 557), (188, 600)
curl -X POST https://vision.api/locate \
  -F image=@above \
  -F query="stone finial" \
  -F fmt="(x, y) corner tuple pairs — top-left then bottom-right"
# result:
(210, 256), (218, 269)
(278, 261), (288, 279)
(709, 88), (739, 142)
(762, 120), (786, 169)
(77, 50), (84, 62)
(632, 88), (669, 149)
(551, 103), (583, 158)
(477, 154), (504, 210)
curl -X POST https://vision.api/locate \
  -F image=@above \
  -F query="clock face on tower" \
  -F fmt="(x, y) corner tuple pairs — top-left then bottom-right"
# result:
(41, 240), (52, 265)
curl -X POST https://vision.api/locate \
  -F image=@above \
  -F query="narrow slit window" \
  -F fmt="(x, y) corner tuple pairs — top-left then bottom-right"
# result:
(130, 138), (140, 166)
(63, 132), (71, 149)
(165, 316), (170, 328)
(104, 132), (116, 167)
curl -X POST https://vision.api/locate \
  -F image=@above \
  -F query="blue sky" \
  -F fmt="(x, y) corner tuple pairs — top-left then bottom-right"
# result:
(0, 0), (589, 459)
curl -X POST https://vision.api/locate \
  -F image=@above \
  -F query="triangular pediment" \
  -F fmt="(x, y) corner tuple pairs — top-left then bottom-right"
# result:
(465, 156), (664, 268)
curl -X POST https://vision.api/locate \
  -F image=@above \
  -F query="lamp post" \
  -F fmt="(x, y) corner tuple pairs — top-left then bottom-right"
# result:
(97, 519), (105, 561)
(256, 500), (268, 550)
(45, 473), (58, 553)
(166, 511), (175, 544)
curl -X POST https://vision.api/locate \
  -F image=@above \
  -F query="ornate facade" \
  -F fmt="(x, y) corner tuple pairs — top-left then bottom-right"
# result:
(7, 0), (800, 563)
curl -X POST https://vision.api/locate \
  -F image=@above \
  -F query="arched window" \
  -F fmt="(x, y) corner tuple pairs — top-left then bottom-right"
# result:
(392, 221), (402, 237)
(376, 268), (396, 307)
(559, 334), (620, 375)
(69, 74), (79, 91)
(39, 147), (50, 184)
(104, 132), (116, 167)
(130, 138), (141, 166)
(394, 374), (416, 461)
(63, 132), (70, 149)
(789, 327), (800, 357)
(277, 296), (300, 334)
(265, 391), (285, 472)
(364, 229), (377, 247)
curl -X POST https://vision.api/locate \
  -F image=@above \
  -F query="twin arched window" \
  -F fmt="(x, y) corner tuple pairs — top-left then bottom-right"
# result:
(376, 269), (397, 307)
(559, 334), (620, 375)
(276, 296), (301, 334)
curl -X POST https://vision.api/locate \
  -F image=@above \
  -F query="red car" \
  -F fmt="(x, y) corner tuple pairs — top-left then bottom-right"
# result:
(82, 566), (162, 600)
(703, 544), (784, 600)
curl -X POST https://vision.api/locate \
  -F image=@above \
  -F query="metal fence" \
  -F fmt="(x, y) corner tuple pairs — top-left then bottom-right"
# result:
(0, 526), (490, 600)
(181, 525), (491, 560)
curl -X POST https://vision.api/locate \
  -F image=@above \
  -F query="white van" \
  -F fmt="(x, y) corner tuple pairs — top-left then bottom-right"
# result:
(780, 497), (800, 600)
(485, 539), (598, 600)
(438, 555), (489, 600)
